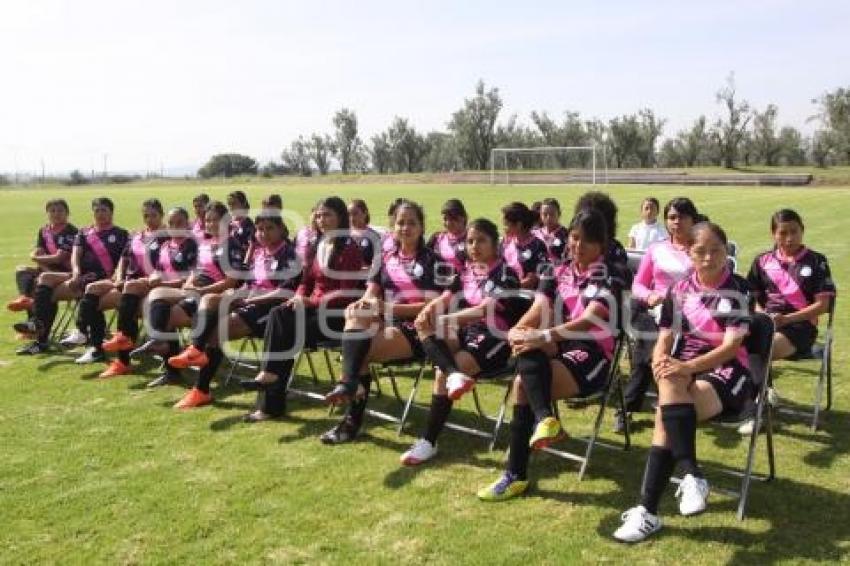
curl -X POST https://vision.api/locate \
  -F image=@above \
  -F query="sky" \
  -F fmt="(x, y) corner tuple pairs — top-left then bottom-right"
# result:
(1, 0), (848, 175)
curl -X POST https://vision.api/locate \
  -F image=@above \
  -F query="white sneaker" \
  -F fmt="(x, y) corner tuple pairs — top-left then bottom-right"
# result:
(400, 438), (437, 466)
(60, 329), (88, 348)
(737, 418), (763, 436)
(446, 372), (475, 400)
(675, 474), (710, 516)
(613, 505), (662, 543)
(75, 347), (104, 364)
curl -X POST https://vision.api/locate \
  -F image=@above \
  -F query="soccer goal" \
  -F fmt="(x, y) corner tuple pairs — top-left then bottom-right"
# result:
(489, 145), (607, 185)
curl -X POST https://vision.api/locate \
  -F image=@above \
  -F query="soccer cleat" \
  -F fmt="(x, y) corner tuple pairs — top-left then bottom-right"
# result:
(613, 505), (662, 543)
(102, 331), (134, 353)
(477, 472), (529, 502)
(173, 387), (212, 410)
(324, 380), (366, 406)
(16, 341), (48, 355)
(75, 347), (105, 364)
(168, 345), (209, 369)
(14, 321), (37, 334)
(60, 329), (88, 348)
(400, 438), (438, 466)
(736, 418), (763, 436)
(446, 371), (476, 401)
(675, 474), (710, 516)
(98, 360), (131, 379)
(320, 418), (360, 445)
(529, 416), (567, 450)
(7, 296), (34, 312)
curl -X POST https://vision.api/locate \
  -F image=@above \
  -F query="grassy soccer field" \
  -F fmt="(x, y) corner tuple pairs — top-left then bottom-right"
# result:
(0, 180), (847, 564)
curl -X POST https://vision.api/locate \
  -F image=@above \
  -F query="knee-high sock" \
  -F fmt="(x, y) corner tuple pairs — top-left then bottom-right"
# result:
(78, 293), (106, 349)
(195, 347), (224, 393)
(507, 404), (535, 480)
(16, 269), (37, 296)
(33, 284), (57, 343)
(341, 330), (373, 382)
(517, 349), (554, 422)
(347, 372), (373, 427)
(661, 403), (702, 477)
(640, 446), (675, 514)
(117, 293), (141, 340)
(148, 299), (172, 335)
(192, 309), (219, 350)
(423, 394), (453, 445)
(421, 336), (459, 375)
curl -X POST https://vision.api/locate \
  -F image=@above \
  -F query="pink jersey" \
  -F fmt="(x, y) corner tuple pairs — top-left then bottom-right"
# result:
(632, 239), (692, 302)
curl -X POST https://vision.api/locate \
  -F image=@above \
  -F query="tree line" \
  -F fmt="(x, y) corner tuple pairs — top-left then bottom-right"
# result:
(197, 75), (850, 178)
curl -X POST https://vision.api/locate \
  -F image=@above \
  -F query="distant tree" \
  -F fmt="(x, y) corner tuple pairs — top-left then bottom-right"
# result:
(661, 116), (711, 167)
(448, 80), (503, 170)
(778, 127), (807, 165)
(531, 110), (590, 166)
(0, 174), (9, 186)
(636, 109), (665, 167)
(260, 161), (290, 178)
(494, 115), (544, 169)
(423, 131), (461, 172)
(197, 153), (258, 178)
(307, 133), (335, 175)
(712, 73), (752, 168)
(281, 137), (312, 176)
(332, 108), (363, 174)
(388, 117), (429, 173)
(811, 87), (850, 163)
(607, 114), (643, 168)
(751, 104), (782, 165)
(810, 130), (835, 167)
(369, 133), (392, 174)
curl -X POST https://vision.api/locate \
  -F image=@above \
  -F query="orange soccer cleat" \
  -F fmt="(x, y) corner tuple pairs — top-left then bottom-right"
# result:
(7, 296), (34, 312)
(102, 332), (135, 353)
(168, 345), (209, 368)
(98, 360), (132, 379)
(173, 387), (212, 410)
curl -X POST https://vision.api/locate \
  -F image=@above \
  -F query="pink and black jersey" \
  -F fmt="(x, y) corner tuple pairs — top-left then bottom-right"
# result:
(380, 231), (396, 254)
(538, 260), (617, 359)
(660, 269), (752, 368)
(632, 239), (692, 303)
(448, 260), (523, 330)
(427, 231), (467, 272)
(229, 217), (255, 253)
(294, 226), (317, 263)
(35, 223), (78, 271)
(500, 233), (549, 280)
(351, 227), (380, 267)
(369, 247), (446, 305)
(123, 229), (165, 279)
(155, 237), (198, 282)
(194, 235), (246, 286)
(532, 225), (568, 262)
(246, 240), (300, 292)
(191, 218), (206, 240)
(74, 225), (130, 279)
(747, 247), (836, 318)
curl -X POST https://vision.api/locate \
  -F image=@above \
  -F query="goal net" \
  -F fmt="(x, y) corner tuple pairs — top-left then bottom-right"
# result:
(490, 146), (606, 185)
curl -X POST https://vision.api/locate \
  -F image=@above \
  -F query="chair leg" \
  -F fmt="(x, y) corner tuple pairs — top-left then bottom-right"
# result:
(369, 365), (384, 398)
(489, 381), (513, 451)
(305, 351), (319, 385)
(825, 340), (833, 412)
(578, 382), (612, 481)
(398, 366), (423, 436)
(737, 397), (766, 520)
(812, 356), (826, 431)
(615, 372), (631, 450)
(323, 348), (337, 383)
(223, 338), (249, 388)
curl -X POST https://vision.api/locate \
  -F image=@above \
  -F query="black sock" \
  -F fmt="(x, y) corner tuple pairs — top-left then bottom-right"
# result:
(507, 404), (535, 480)
(423, 394), (453, 445)
(33, 284), (56, 343)
(347, 373), (373, 427)
(16, 270), (37, 296)
(341, 330), (373, 382)
(80, 293), (106, 349)
(196, 347), (223, 393)
(148, 299), (172, 335)
(192, 309), (219, 349)
(661, 403), (702, 477)
(517, 350), (554, 422)
(421, 336), (459, 375)
(118, 350), (130, 365)
(163, 340), (181, 374)
(640, 445), (675, 515)
(117, 293), (141, 339)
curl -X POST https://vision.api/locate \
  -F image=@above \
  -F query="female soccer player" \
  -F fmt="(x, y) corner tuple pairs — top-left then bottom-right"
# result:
(613, 221), (752, 542)
(98, 206), (198, 378)
(241, 196), (364, 422)
(191, 193), (210, 239)
(477, 208), (618, 500)
(532, 197), (569, 262)
(618, 197), (702, 432)
(17, 198), (128, 356)
(227, 190), (255, 253)
(574, 191), (631, 288)
(348, 198), (380, 268)
(426, 198), (468, 273)
(294, 207), (319, 263)
(628, 197), (667, 251)
(321, 200), (446, 443)
(500, 202), (549, 290)
(168, 212), (299, 409)
(399, 218), (524, 466)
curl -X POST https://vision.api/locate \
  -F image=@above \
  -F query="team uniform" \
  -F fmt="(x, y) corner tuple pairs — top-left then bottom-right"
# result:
(351, 227), (380, 269)
(501, 233), (549, 283)
(427, 230), (467, 274)
(746, 246), (836, 355)
(234, 240), (301, 335)
(230, 217), (255, 254)
(532, 225), (569, 262)
(191, 218), (206, 240)
(660, 269), (753, 415)
(178, 235), (246, 316)
(122, 229), (164, 280)
(74, 225), (130, 284)
(35, 223), (78, 271)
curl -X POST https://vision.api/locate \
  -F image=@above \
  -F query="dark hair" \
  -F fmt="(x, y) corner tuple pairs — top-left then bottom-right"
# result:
(350, 198), (371, 224)
(254, 212), (290, 241)
(387, 197), (405, 218)
(574, 191), (617, 239)
(541, 198), (562, 216)
(467, 218), (500, 250)
(642, 197), (660, 211)
(663, 197), (706, 224)
(568, 209), (608, 252)
(501, 201), (537, 231)
(205, 200), (229, 221)
(45, 199), (69, 214)
(261, 194), (282, 210)
(313, 196), (351, 265)
(91, 197), (114, 212)
(167, 206), (190, 222)
(770, 208), (804, 232)
(142, 198), (164, 216)
(441, 198), (468, 220)
(227, 190), (250, 210)
(192, 193), (210, 206)
(392, 199), (426, 251)
(691, 221), (728, 247)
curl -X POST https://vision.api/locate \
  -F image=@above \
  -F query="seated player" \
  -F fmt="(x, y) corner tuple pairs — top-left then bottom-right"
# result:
(321, 200), (446, 443)
(132, 201), (244, 387)
(613, 222), (753, 543)
(427, 198), (468, 273)
(8, 199), (77, 336)
(399, 218), (524, 466)
(380, 198), (405, 254)
(241, 196), (364, 422)
(191, 193), (210, 239)
(500, 201), (549, 290)
(574, 191), (632, 288)
(628, 197), (667, 251)
(294, 206), (319, 263)
(244, 194), (283, 264)
(478, 209), (619, 501)
(532, 197), (569, 262)
(348, 198), (380, 268)
(17, 197), (128, 356)
(227, 190), (255, 253)
(168, 211), (300, 409)
(98, 206), (198, 378)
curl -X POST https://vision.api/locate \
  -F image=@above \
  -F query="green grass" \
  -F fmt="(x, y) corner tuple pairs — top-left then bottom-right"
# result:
(0, 181), (848, 564)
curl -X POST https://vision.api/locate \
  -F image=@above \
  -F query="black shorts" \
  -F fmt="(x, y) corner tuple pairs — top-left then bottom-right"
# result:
(395, 320), (425, 358)
(697, 359), (753, 417)
(458, 322), (511, 374)
(234, 302), (277, 336)
(778, 321), (818, 357)
(554, 340), (610, 397)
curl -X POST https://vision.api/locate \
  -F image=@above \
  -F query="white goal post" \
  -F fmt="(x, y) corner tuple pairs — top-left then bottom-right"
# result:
(489, 145), (607, 185)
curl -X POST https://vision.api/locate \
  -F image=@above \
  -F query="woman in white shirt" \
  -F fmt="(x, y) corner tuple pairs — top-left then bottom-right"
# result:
(628, 197), (668, 250)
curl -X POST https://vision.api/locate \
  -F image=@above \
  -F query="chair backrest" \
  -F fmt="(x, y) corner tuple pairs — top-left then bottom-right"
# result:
(744, 312), (775, 362)
(626, 250), (644, 277)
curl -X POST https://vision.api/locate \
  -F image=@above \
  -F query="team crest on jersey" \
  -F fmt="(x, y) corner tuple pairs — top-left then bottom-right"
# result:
(584, 284), (598, 298)
(521, 249), (532, 260)
(412, 262), (424, 277)
(174, 253), (183, 262)
(800, 265), (812, 277)
(270, 260), (279, 270)
(457, 243), (466, 251)
(108, 234), (116, 243)
(484, 280), (496, 293)
(150, 240), (159, 250)
(717, 298), (732, 314)
(360, 239), (369, 248)
(553, 238), (562, 246)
